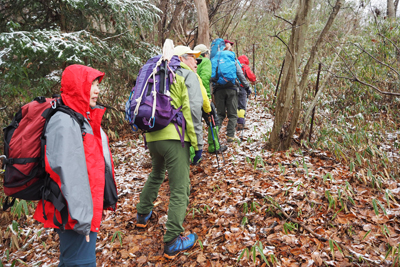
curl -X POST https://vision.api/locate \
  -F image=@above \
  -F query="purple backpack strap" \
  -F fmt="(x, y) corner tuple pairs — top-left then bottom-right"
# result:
(172, 106), (185, 147)
(143, 133), (148, 150)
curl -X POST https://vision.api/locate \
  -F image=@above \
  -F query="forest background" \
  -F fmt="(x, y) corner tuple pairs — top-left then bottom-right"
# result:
(0, 0), (400, 266)
(1, 0), (400, 194)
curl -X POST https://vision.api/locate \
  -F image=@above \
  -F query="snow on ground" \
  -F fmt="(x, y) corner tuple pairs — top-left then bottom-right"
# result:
(2, 94), (400, 266)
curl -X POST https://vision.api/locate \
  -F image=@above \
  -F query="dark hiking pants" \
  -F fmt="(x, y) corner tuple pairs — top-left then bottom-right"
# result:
(214, 88), (238, 138)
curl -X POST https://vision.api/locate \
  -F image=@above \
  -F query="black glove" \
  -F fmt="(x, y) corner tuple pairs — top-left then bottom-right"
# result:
(193, 150), (203, 165)
(210, 102), (220, 127)
(202, 102), (220, 127)
(246, 87), (252, 97)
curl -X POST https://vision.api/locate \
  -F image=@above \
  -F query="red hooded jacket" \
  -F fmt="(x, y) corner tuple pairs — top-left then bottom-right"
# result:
(33, 65), (117, 235)
(238, 55), (257, 83)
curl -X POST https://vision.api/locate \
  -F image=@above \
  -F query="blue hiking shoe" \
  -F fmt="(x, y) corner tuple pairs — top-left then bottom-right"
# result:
(136, 211), (152, 228)
(163, 233), (198, 259)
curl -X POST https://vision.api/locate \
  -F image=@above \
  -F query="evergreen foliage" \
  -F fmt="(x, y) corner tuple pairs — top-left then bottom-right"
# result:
(0, 0), (161, 133)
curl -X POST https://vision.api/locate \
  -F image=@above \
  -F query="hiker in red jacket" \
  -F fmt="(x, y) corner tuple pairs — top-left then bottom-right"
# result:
(33, 64), (118, 267)
(237, 55), (257, 130)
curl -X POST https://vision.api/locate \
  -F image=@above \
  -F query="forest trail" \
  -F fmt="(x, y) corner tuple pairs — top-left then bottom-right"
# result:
(1, 94), (400, 266)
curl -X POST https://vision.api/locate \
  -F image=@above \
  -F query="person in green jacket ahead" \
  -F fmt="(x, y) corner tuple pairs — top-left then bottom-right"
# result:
(194, 44), (212, 99)
(135, 45), (204, 260)
(194, 44), (227, 154)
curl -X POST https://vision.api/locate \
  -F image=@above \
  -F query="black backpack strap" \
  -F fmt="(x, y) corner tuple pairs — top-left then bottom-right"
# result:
(2, 197), (15, 211)
(4, 157), (39, 165)
(39, 101), (84, 231)
(41, 174), (69, 230)
(53, 207), (69, 232)
(56, 105), (85, 129)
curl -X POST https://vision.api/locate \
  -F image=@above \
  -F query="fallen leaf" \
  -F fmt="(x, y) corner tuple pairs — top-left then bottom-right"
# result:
(197, 252), (207, 263)
(137, 255), (147, 263)
(311, 251), (323, 266)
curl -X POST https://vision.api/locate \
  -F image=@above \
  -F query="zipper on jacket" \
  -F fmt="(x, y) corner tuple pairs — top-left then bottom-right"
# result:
(86, 111), (91, 121)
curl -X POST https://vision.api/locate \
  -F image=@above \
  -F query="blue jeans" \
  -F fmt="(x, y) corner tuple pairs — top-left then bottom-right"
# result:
(56, 229), (97, 267)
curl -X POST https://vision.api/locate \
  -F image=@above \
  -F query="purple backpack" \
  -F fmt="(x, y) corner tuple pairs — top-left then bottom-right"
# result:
(126, 55), (185, 143)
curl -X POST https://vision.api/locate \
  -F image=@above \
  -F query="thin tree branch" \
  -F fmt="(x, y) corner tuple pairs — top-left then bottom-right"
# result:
(273, 14), (293, 25)
(267, 24), (305, 59)
(327, 40), (357, 76)
(329, 39), (400, 96)
(227, 0), (254, 38)
(327, 71), (400, 96)
(378, 33), (400, 53)
(275, 23), (304, 38)
(102, 31), (128, 41)
(272, 35), (294, 59)
(351, 42), (400, 78)
(97, 102), (125, 113)
(299, 0), (344, 95)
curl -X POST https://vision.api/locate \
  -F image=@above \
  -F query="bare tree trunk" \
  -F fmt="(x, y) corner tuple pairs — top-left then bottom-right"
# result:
(284, 0), (343, 147)
(388, 0), (395, 18)
(194, 0), (210, 45)
(269, 0), (344, 151)
(268, 0), (313, 151)
(395, 0), (399, 16)
(158, 0), (169, 46)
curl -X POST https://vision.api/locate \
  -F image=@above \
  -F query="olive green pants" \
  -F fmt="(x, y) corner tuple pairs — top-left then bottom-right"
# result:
(136, 140), (190, 243)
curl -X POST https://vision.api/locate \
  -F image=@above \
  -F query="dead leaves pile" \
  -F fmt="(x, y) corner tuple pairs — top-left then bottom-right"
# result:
(1, 97), (400, 267)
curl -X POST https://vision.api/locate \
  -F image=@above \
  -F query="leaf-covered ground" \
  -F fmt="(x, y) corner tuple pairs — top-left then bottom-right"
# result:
(1, 95), (400, 266)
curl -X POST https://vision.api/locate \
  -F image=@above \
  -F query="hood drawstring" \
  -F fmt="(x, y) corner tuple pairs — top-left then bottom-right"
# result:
(86, 111), (91, 121)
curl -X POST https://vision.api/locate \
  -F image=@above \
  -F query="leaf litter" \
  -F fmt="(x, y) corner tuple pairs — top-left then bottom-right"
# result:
(1, 94), (400, 266)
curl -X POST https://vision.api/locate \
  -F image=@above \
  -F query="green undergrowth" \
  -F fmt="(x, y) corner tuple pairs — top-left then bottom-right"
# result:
(310, 84), (400, 181)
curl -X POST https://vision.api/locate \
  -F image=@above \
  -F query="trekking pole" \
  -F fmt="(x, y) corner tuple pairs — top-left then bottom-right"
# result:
(210, 115), (225, 165)
(208, 118), (220, 170)
(160, 39), (174, 95)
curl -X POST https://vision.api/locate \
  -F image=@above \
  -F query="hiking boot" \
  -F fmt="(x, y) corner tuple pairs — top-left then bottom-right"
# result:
(136, 211), (152, 228)
(164, 233), (198, 259)
(237, 123), (244, 131)
(227, 136), (236, 143)
(216, 145), (227, 153)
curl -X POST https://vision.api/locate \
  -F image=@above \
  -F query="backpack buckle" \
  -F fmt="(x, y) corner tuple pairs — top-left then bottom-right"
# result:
(50, 100), (57, 109)
(148, 116), (155, 129)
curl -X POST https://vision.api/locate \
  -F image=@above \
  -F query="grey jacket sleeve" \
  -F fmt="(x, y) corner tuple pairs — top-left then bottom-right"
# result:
(236, 61), (250, 89)
(176, 68), (204, 150)
(45, 112), (93, 235)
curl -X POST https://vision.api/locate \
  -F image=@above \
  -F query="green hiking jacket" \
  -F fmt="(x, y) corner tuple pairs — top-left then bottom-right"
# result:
(196, 55), (212, 99)
(145, 64), (204, 151)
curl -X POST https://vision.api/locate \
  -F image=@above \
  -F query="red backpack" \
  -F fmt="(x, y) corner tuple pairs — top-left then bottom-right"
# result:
(1, 96), (84, 229)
